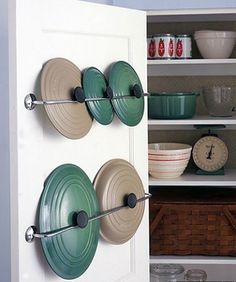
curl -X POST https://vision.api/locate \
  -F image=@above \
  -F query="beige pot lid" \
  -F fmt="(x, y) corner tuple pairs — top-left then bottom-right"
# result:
(40, 58), (93, 139)
(94, 159), (145, 244)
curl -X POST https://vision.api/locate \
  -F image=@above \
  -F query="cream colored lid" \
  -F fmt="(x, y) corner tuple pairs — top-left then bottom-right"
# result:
(94, 159), (145, 245)
(40, 57), (92, 139)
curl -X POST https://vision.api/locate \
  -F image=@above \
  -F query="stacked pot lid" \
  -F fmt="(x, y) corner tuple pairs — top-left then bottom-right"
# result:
(82, 67), (114, 125)
(41, 58), (92, 139)
(94, 159), (145, 244)
(39, 164), (99, 279)
(38, 160), (146, 279)
(39, 58), (145, 139)
(109, 61), (144, 126)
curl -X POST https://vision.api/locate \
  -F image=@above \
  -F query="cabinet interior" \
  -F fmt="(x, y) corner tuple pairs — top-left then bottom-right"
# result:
(148, 75), (236, 169)
(147, 10), (236, 279)
(148, 21), (236, 59)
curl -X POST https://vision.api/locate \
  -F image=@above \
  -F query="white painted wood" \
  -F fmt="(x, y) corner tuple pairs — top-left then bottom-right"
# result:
(0, 0), (12, 281)
(148, 117), (236, 130)
(0, 0), (148, 281)
(149, 169), (236, 186)
(147, 59), (236, 76)
(147, 8), (236, 22)
(148, 116), (236, 126)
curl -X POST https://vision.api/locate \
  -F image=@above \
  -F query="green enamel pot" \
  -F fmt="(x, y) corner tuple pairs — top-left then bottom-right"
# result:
(148, 92), (199, 119)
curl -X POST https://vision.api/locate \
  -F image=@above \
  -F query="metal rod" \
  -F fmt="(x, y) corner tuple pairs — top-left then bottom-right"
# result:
(88, 192), (151, 223)
(25, 192), (151, 242)
(24, 92), (150, 110)
(33, 99), (77, 105)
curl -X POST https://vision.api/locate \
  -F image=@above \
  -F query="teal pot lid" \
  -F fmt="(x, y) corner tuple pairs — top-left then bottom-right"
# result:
(109, 61), (144, 126)
(94, 159), (145, 244)
(83, 67), (114, 125)
(39, 164), (100, 279)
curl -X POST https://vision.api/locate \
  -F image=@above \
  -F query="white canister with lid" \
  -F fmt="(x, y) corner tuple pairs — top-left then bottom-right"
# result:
(175, 34), (192, 59)
(155, 34), (175, 59)
(150, 263), (185, 282)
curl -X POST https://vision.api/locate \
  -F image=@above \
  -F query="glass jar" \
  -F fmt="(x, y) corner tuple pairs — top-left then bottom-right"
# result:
(184, 269), (207, 281)
(150, 263), (185, 282)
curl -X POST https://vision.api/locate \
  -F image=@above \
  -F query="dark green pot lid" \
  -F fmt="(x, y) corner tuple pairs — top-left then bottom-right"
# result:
(83, 67), (114, 125)
(39, 164), (100, 280)
(109, 61), (144, 126)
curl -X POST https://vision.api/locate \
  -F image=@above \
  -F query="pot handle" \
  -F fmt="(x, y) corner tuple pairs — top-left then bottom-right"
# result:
(223, 206), (236, 231)
(150, 206), (167, 235)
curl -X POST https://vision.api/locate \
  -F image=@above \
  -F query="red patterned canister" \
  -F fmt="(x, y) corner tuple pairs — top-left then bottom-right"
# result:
(147, 34), (175, 59)
(155, 34), (175, 59)
(147, 36), (157, 59)
(175, 34), (192, 59)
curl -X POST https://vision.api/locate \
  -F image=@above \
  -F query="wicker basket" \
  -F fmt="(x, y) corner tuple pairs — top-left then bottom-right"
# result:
(150, 187), (236, 256)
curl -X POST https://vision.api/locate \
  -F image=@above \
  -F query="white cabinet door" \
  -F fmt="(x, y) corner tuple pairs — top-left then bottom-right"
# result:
(8, 0), (148, 281)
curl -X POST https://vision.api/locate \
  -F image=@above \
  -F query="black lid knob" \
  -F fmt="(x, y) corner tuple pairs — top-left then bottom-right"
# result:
(106, 86), (114, 99)
(126, 193), (137, 209)
(76, 210), (89, 228)
(132, 84), (142, 98)
(73, 87), (85, 103)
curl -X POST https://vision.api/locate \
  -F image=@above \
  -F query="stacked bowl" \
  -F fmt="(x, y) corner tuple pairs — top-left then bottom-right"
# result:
(194, 30), (236, 59)
(148, 143), (192, 179)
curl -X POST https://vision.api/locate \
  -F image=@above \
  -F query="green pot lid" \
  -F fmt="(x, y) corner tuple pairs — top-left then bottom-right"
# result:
(109, 61), (144, 126)
(39, 164), (99, 279)
(40, 58), (93, 139)
(83, 67), (114, 125)
(94, 159), (145, 244)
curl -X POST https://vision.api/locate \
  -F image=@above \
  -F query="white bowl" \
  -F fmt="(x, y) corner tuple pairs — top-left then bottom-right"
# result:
(194, 30), (236, 59)
(194, 30), (236, 39)
(149, 170), (185, 179)
(148, 165), (186, 173)
(148, 159), (189, 166)
(149, 162), (188, 178)
(148, 153), (191, 161)
(148, 143), (192, 155)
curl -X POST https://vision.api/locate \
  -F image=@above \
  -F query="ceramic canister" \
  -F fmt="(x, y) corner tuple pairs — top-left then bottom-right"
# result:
(147, 34), (175, 59)
(155, 34), (175, 59)
(147, 36), (158, 59)
(175, 34), (192, 59)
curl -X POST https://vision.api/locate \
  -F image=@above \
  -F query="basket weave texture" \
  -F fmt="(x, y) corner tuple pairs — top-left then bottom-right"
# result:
(150, 188), (236, 256)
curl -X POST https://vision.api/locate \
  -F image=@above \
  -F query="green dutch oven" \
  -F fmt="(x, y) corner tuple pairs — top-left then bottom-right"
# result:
(148, 92), (199, 119)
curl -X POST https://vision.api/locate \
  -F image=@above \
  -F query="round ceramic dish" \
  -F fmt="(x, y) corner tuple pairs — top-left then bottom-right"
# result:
(148, 143), (192, 155)
(109, 61), (144, 126)
(194, 30), (236, 59)
(39, 164), (99, 279)
(94, 159), (145, 244)
(40, 58), (93, 139)
(148, 92), (199, 119)
(83, 67), (114, 125)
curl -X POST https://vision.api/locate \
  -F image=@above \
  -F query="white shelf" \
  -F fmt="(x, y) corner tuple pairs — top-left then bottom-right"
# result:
(149, 169), (236, 186)
(147, 59), (236, 76)
(150, 255), (236, 265)
(147, 8), (236, 23)
(148, 116), (236, 130)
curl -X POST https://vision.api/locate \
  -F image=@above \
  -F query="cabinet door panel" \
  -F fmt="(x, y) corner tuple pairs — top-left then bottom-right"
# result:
(12, 1), (148, 281)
